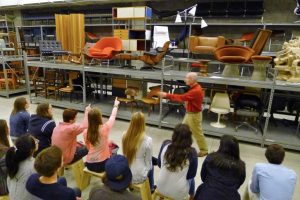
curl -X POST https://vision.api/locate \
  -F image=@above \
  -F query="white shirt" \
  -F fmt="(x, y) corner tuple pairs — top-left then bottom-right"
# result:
(128, 134), (153, 184)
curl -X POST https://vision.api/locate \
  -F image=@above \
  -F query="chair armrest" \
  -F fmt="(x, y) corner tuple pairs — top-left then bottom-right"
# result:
(216, 36), (226, 48)
(188, 36), (198, 52)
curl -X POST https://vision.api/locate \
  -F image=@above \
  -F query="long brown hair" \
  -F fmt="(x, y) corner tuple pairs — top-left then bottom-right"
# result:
(0, 119), (10, 147)
(11, 97), (27, 115)
(164, 124), (193, 172)
(87, 108), (103, 146)
(122, 112), (145, 165)
(36, 103), (52, 119)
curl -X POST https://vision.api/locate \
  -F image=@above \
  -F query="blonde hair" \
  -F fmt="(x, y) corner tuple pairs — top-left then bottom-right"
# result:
(122, 112), (145, 165)
(87, 108), (103, 146)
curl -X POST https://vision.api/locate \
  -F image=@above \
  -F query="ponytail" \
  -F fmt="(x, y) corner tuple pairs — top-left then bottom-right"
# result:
(5, 135), (36, 179)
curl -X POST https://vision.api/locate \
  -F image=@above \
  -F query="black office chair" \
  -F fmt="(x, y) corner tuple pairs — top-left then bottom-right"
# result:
(162, 87), (186, 119)
(234, 94), (263, 134)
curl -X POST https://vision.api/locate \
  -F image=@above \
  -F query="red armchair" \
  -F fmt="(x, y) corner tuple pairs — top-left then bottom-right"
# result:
(88, 37), (122, 65)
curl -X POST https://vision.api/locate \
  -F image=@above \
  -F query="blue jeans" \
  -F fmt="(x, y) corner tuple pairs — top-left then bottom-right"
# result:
(70, 146), (88, 164)
(188, 178), (195, 196)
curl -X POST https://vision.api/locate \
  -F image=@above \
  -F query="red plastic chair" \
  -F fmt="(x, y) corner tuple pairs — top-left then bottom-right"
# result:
(88, 37), (122, 65)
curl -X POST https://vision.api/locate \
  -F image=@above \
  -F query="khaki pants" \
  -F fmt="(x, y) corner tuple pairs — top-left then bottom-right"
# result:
(183, 112), (208, 153)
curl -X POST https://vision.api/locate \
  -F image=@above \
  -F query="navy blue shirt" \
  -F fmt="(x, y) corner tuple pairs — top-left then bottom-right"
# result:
(28, 115), (56, 156)
(26, 174), (76, 200)
(9, 111), (30, 137)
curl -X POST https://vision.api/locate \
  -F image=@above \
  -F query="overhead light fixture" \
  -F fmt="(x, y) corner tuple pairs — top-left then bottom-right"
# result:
(175, 12), (182, 23)
(201, 18), (208, 28)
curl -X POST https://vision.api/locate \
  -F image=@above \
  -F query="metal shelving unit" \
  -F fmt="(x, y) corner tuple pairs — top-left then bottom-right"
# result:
(24, 55), (300, 150)
(0, 55), (27, 98)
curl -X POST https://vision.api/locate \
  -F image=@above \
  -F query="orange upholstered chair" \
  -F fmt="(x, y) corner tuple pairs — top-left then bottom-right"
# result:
(88, 37), (122, 65)
(214, 45), (255, 77)
(189, 36), (225, 55)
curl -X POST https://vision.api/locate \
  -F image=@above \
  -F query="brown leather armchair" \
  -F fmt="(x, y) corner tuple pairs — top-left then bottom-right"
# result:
(189, 36), (225, 55)
(214, 45), (254, 77)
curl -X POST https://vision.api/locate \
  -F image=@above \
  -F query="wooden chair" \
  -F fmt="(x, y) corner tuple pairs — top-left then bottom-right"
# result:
(0, 69), (17, 90)
(81, 167), (105, 190)
(152, 189), (174, 200)
(45, 70), (64, 100)
(58, 159), (85, 190)
(130, 178), (152, 200)
(140, 89), (160, 116)
(118, 87), (139, 112)
(59, 71), (80, 102)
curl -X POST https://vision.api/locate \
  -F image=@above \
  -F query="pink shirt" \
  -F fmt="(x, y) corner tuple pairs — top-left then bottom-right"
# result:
(51, 110), (88, 165)
(83, 107), (117, 163)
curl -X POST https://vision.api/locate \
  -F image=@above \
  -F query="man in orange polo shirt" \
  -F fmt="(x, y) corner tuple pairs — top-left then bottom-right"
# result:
(159, 72), (208, 157)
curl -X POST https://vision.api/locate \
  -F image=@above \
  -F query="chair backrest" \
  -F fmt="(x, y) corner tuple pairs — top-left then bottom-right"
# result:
(151, 41), (171, 64)
(125, 87), (139, 98)
(68, 71), (79, 88)
(211, 92), (230, 110)
(0, 39), (6, 48)
(214, 45), (255, 62)
(39, 40), (62, 52)
(249, 29), (272, 55)
(236, 94), (262, 111)
(153, 26), (170, 48)
(93, 37), (122, 51)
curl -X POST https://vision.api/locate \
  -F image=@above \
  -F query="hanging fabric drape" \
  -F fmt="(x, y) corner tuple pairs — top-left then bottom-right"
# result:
(55, 13), (85, 55)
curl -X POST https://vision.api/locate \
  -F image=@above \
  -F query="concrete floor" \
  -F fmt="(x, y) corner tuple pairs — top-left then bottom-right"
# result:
(1, 95), (299, 200)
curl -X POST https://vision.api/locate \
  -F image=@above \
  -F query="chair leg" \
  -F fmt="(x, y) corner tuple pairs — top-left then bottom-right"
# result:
(81, 172), (91, 191)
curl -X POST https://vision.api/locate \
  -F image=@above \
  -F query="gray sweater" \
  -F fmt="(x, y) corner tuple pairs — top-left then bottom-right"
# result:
(7, 157), (35, 200)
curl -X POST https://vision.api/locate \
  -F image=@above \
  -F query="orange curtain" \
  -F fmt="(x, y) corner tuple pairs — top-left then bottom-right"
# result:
(55, 14), (85, 54)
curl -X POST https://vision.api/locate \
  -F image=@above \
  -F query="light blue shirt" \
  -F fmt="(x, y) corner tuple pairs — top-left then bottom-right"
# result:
(250, 163), (297, 200)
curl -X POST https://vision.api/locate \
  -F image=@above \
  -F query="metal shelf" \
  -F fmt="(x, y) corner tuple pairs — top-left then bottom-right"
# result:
(24, 57), (300, 151)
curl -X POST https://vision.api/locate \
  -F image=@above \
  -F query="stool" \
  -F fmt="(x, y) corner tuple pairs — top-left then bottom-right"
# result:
(152, 189), (174, 200)
(130, 178), (152, 200)
(81, 167), (105, 190)
(58, 159), (85, 190)
(0, 195), (9, 200)
(191, 59), (210, 77)
(251, 56), (272, 81)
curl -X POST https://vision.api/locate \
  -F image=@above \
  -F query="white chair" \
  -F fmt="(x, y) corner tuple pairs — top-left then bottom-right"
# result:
(153, 26), (170, 48)
(210, 92), (231, 128)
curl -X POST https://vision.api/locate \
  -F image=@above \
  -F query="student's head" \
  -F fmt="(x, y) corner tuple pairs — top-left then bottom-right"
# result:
(34, 146), (63, 177)
(63, 109), (78, 123)
(102, 155), (132, 191)
(165, 124), (193, 171)
(122, 112), (145, 165)
(6, 135), (37, 178)
(11, 97), (29, 115)
(36, 103), (53, 119)
(217, 135), (240, 160)
(0, 119), (9, 147)
(87, 108), (103, 146)
(184, 72), (197, 86)
(265, 144), (285, 164)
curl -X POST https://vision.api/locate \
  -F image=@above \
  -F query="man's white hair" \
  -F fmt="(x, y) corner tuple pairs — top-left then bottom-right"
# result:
(187, 72), (198, 82)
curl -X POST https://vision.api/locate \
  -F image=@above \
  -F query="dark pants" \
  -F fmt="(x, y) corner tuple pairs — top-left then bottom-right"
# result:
(86, 159), (108, 173)
(69, 146), (88, 164)
(188, 178), (195, 196)
(58, 177), (81, 197)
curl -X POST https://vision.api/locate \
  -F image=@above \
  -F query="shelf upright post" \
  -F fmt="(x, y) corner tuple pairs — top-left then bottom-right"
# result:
(82, 58), (86, 108)
(40, 25), (43, 41)
(24, 52), (32, 102)
(262, 68), (276, 147)
(1, 55), (9, 98)
(158, 57), (166, 128)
